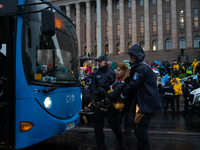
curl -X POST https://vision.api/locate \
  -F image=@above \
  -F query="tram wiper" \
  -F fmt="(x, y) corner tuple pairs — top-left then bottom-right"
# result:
(42, 85), (61, 93)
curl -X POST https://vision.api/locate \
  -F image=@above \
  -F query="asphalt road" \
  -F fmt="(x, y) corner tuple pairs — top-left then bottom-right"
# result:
(25, 112), (200, 150)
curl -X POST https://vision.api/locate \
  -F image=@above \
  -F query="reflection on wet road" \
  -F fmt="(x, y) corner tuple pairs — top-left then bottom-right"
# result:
(25, 113), (200, 150)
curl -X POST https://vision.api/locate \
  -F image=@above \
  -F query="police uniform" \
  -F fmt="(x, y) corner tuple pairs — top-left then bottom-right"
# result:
(120, 44), (162, 150)
(90, 55), (124, 150)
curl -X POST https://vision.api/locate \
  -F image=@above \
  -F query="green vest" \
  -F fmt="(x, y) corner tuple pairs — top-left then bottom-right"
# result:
(186, 67), (192, 74)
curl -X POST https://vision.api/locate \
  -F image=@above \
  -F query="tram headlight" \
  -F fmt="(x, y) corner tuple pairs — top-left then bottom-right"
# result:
(44, 97), (52, 109)
(80, 93), (82, 101)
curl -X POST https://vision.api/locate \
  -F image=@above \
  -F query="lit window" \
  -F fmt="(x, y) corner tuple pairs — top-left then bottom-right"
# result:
(179, 37), (186, 49)
(128, 18), (132, 37)
(105, 21), (108, 39)
(140, 16), (144, 36)
(179, 10), (184, 32)
(166, 12), (170, 33)
(128, 42), (132, 50)
(166, 39), (172, 50)
(117, 43), (120, 54)
(140, 41), (145, 51)
(153, 40), (158, 51)
(117, 19), (120, 38)
(153, 14), (157, 35)
(84, 46), (87, 55)
(105, 44), (109, 55)
(194, 8), (199, 30)
(94, 45), (97, 55)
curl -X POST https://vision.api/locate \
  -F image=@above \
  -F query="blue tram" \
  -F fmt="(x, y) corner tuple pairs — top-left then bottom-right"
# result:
(0, 0), (82, 149)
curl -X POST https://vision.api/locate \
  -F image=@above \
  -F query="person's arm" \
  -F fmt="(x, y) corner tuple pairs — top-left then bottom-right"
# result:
(89, 73), (97, 94)
(121, 67), (145, 99)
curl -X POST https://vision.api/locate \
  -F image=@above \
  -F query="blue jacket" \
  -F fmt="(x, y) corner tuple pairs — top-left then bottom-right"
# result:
(90, 65), (116, 94)
(121, 45), (162, 113)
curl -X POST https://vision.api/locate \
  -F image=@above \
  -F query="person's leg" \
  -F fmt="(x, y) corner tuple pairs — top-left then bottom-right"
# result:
(163, 97), (169, 114)
(169, 97), (175, 114)
(94, 107), (106, 150)
(116, 112), (124, 126)
(134, 113), (152, 150)
(176, 95), (180, 111)
(124, 112), (132, 133)
(107, 109), (124, 149)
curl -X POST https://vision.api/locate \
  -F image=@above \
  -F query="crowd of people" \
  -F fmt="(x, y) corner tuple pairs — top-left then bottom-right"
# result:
(79, 44), (162, 150)
(79, 44), (200, 150)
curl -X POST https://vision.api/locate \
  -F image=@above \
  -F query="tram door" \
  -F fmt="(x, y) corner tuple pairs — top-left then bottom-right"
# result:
(0, 15), (16, 148)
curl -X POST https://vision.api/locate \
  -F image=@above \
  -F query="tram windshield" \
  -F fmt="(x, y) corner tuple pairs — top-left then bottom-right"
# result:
(23, 0), (80, 84)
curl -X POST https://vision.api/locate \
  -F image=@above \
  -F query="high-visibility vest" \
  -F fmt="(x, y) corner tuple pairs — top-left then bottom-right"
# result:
(186, 67), (193, 74)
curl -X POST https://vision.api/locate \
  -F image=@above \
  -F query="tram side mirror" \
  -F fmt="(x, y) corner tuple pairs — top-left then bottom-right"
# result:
(41, 9), (55, 36)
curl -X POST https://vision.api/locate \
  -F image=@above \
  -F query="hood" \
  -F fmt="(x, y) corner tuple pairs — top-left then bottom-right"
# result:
(127, 44), (145, 63)
(175, 78), (181, 84)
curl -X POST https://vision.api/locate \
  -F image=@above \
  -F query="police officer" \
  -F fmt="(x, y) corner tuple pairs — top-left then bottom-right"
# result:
(120, 44), (162, 150)
(163, 79), (175, 114)
(90, 55), (124, 150)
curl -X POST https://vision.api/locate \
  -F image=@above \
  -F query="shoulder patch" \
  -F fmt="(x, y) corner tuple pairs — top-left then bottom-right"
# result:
(133, 73), (138, 80)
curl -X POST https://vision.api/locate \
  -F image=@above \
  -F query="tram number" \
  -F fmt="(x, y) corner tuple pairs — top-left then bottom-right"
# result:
(66, 122), (74, 130)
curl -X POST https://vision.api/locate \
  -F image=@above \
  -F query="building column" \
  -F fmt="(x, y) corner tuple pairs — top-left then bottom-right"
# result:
(108, 0), (114, 54)
(157, 0), (163, 50)
(185, 0), (192, 48)
(171, 0), (178, 49)
(76, 3), (81, 56)
(86, 1), (91, 55)
(66, 5), (70, 18)
(132, 0), (137, 45)
(144, 0), (150, 51)
(119, 0), (125, 53)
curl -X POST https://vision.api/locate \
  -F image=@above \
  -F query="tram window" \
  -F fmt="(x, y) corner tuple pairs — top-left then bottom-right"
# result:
(23, 9), (79, 84)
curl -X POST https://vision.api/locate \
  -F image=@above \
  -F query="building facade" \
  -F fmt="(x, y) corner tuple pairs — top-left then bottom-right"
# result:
(49, 0), (200, 63)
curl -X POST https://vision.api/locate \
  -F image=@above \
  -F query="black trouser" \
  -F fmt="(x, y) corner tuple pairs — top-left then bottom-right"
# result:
(174, 95), (180, 111)
(134, 113), (152, 150)
(116, 112), (133, 131)
(94, 107), (123, 150)
(164, 95), (175, 113)
(184, 97), (189, 114)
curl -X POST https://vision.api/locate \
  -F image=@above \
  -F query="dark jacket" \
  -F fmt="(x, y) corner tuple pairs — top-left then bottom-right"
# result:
(163, 81), (175, 97)
(90, 65), (116, 94)
(182, 84), (193, 99)
(121, 45), (162, 113)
